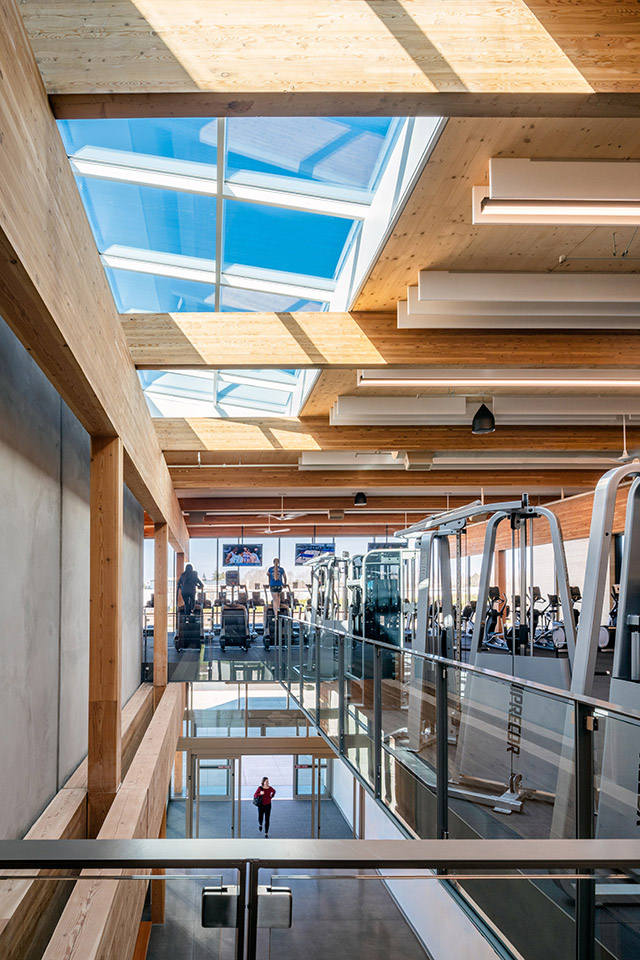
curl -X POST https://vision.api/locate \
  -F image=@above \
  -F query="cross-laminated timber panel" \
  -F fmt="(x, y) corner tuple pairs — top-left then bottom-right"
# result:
(0, 0), (188, 553)
(19, 1), (640, 118)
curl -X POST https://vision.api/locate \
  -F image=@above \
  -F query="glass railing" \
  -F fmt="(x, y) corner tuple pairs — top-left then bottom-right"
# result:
(142, 607), (307, 685)
(1, 839), (638, 960)
(273, 616), (640, 960)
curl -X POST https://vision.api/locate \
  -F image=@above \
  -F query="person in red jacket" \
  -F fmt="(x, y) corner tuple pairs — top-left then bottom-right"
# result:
(254, 776), (276, 837)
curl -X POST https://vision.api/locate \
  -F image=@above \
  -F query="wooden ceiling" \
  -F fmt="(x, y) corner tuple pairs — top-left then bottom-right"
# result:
(20, 1), (640, 118)
(355, 116), (640, 313)
(14, 0), (640, 539)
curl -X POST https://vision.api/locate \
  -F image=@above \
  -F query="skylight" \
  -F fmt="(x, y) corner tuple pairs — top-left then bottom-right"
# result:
(139, 369), (319, 419)
(58, 116), (444, 313)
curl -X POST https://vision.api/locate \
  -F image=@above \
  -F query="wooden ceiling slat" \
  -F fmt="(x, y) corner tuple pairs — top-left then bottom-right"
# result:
(123, 313), (640, 370)
(21, 2), (640, 103)
(155, 418), (632, 453)
(170, 466), (602, 490)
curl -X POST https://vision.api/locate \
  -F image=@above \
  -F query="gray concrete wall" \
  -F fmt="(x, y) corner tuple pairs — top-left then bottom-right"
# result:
(0, 317), (144, 838)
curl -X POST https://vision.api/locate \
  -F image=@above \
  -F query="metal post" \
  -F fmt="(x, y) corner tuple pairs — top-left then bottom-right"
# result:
(575, 702), (596, 960)
(311, 756), (316, 838)
(338, 634), (345, 757)
(235, 860), (246, 960)
(246, 860), (260, 960)
(455, 531), (462, 661)
(436, 660), (449, 841)
(230, 760), (235, 839)
(299, 623), (304, 707)
(186, 751), (193, 838)
(373, 646), (382, 798)
(237, 755), (242, 839)
(315, 626), (322, 728)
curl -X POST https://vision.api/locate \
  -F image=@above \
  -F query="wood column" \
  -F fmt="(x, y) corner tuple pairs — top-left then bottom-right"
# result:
(154, 523), (169, 707)
(173, 681), (186, 796)
(88, 436), (123, 837)
(151, 807), (167, 924)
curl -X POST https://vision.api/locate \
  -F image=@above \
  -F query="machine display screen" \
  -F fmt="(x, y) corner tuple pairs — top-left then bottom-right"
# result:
(295, 542), (335, 565)
(222, 543), (263, 566)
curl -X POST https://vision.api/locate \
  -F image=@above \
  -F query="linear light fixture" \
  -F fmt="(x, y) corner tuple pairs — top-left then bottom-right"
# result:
(397, 272), (640, 329)
(330, 395), (467, 426)
(357, 368), (640, 388)
(473, 158), (640, 225)
(481, 199), (640, 218)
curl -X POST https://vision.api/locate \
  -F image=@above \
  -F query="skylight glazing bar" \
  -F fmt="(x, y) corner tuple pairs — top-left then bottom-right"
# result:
(69, 151), (369, 217)
(99, 247), (335, 300)
(214, 119), (226, 311)
(224, 181), (367, 219)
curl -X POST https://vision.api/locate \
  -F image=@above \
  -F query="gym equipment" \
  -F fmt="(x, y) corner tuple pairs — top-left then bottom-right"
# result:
(219, 570), (253, 652)
(219, 604), (252, 652)
(481, 587), (509, 651)
(397, 495), (575, 684)
(175, 599), (205, 652)
(570, 461), (640, 698)
(468, 496), (575, 689)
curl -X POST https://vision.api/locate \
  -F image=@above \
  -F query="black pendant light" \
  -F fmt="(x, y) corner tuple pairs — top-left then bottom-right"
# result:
(354, 492), (367, 506)
(471, 403), (495, 434)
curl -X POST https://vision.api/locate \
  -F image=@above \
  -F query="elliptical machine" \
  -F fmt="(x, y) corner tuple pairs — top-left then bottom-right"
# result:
(481, 587), (509, 651)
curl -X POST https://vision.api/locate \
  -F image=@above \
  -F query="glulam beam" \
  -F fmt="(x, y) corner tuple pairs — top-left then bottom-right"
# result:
(154, 419), (633, 454)
(0, 0), (188, 553)
(122, 313), (640, 370)
(19, 2), (640, 115)
(169, 465), (602, 491)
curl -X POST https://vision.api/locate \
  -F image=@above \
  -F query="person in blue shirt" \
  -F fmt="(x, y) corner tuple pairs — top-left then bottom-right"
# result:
(266, 558), (288, 616)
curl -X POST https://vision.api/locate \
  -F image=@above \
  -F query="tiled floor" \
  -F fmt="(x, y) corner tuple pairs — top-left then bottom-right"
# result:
(146, 798), (428, 960)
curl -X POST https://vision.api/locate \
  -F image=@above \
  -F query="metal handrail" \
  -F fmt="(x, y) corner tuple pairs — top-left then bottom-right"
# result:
(280, 615), (640, 725)
(0, 837), (638, 870)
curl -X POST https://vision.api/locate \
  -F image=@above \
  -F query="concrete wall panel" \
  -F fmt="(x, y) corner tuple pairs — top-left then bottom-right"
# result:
(0, 316), (144, 837)
(58, 404), (91, 786)
(0, 319), (62, 838)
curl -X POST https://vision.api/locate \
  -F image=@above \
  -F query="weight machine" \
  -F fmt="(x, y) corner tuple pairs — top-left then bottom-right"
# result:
(399, 497), (577, 814)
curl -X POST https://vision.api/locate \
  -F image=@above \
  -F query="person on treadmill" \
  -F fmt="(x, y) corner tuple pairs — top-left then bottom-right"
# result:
(177, 563), (203, 616)
(266, 558), (287, 617)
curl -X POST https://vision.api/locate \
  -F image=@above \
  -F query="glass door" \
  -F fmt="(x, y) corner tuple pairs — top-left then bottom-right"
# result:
(187, 754), (236, 838)
(293, 755), (330, 797)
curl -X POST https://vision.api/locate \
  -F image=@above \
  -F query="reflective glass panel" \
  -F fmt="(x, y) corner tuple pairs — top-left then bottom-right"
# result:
(76, 177), (216, 260)
(59, 117), (218, 166)
(220, 286), (325, 312)
(223, 199), (356, 278)
(225, 117), (396, 190)
(106, 267), (217, 313)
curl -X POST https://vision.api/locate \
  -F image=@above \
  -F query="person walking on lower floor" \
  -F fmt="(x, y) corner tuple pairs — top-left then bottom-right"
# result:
(254, 776), (276, 837)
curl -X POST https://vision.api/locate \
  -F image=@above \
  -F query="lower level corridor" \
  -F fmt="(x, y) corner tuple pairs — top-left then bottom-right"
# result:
(146, 778), (429, 960)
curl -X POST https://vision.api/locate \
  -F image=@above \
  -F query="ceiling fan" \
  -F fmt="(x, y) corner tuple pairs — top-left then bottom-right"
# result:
(257, 496), (306, 522)
(616, 414), (635, 463)
(260, 520), (291, 534)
